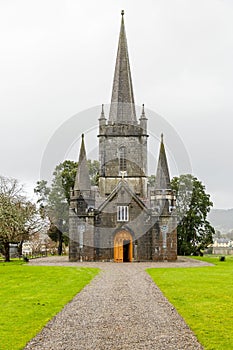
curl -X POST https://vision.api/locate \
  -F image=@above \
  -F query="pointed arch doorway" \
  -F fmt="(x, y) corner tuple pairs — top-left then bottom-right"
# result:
(114, 230), (133, 262)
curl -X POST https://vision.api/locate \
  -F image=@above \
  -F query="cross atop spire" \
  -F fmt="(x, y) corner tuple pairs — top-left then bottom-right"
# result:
(155, 134), (171, 190)
(109, 11), (137, 124)
(74, 134), (91, 191)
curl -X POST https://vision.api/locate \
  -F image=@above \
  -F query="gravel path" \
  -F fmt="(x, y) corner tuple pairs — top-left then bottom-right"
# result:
(24, 257), (208, 350)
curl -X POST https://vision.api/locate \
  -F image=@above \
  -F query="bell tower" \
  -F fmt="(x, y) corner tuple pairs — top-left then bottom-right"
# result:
(98, 11), (148, 198)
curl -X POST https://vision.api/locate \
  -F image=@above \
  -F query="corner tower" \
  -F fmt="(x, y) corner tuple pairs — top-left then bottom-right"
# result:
(151, 135), (177, 261)
(69, 134), (95, 262)
(98, 11), (148, 198)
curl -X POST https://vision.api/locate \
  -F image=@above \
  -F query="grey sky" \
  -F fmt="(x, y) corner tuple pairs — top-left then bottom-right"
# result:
(0, 0), (233, 209)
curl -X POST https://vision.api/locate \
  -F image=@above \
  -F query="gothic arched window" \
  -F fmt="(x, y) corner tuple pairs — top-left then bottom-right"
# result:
(119, 146), (126, 172)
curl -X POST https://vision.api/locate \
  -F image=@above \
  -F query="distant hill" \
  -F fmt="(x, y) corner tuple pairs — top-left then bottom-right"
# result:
(208, 209), (233, 232)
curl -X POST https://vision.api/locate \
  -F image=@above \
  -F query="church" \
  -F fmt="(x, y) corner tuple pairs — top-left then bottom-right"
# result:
(69, 11), (177, 262)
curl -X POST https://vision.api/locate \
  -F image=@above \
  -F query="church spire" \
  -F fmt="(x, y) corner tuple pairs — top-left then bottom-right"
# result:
(74, 134), (91, 191)
(109, 10), (137, 124)
(155, 134), (171, 190)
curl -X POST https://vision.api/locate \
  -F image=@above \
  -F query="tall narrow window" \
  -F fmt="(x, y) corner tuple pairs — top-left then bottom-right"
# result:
(117, 206), (129, 222)
(161, 225), (168, 249)
(119, 146), (126, 172)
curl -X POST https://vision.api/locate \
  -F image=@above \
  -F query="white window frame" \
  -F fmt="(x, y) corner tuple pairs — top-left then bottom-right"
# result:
(117, 205), (129, 222)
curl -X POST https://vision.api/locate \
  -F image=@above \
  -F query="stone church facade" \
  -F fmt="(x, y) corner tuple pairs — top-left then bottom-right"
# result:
(69, 12), (177, 262)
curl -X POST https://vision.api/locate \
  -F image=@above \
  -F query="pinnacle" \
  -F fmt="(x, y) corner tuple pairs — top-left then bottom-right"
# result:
(74, 134), (91, 191)
(155, 135), (171, 190)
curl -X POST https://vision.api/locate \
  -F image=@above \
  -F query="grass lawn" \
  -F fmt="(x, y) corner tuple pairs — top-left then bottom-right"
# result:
(0, 261), (99, 350)
(147, 256), (233, 350)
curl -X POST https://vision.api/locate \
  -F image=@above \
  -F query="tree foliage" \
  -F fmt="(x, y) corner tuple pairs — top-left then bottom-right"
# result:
(171, 174), (215, 255)
(34, 170), (68, 255)
(34, 159), (99, 254)
(55, 160), (78, 204)
(0, 176), (42, 261)
(147, 175), (156, 188)
(87, 159), (99, 186)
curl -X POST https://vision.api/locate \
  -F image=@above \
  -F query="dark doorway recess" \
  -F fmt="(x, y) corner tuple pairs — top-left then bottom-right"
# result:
(123, 240), (130, 262)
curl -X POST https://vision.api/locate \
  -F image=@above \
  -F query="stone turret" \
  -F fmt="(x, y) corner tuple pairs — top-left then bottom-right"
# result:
(74, 133), (91, 192)
(139, 104), (147, 134)
(139, 104), (148, 177)
(153, 134), (175, 215)
(99, 104), (106, 127)
(70, 133), (94, 209)
(151, 134), (177, 261)
(69, 134), (95, 262)
(155, 134), (171, 191)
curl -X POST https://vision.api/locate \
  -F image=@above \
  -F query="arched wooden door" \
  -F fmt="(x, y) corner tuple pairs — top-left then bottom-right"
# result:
(114, 231), (133, 262)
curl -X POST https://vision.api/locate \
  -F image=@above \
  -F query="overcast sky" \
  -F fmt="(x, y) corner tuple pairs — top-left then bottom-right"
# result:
(1, 0), (233, 209)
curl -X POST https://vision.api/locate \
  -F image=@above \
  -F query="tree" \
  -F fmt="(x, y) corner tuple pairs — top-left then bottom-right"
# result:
(147, 175), (156, 188)
(28, 232), (53, 257)
(87, 160), (99, 186)
(171, 174), (215, 255)
(213, 230), (222, 239)
(57, 159), (99, 202)
(35, 169), (68, 256)
(0, 176), (42, 262)
(34, 160), (100, 254)
(55, 160), (78, 204)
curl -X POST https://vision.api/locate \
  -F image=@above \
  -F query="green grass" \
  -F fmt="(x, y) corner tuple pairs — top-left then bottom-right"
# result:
(147, 256), (233, 350)
(0, 261), (99, 350)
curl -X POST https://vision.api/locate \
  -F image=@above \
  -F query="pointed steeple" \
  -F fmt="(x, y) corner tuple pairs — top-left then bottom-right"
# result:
(74, 134), (91, 191)
(155, 134), (171, 190)
(109, 10), (137, 124)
